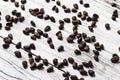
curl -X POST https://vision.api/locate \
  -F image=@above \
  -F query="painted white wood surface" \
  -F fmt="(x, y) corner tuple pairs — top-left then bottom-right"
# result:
(0, 0), (120, 80)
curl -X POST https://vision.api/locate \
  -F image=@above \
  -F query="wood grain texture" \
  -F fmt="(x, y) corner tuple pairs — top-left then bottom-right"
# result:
(0, 0), (120, 80)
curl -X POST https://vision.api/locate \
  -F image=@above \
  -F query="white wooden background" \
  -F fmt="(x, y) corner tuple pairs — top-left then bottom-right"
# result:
(0, 0), (120, 80)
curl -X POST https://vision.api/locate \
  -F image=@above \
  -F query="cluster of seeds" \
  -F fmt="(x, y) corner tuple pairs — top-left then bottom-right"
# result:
(1, 0), (120, 80)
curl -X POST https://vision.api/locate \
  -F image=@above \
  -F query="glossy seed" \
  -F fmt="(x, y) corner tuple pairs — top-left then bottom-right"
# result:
(37, 29), (43, 35)
(88, 70), (95, 77)
(79, 0), (83, 4)
(16, 12), (21, 17)
(21, 0), (26, 4)
(62, 72), (70, 77)
(53, 58), (58, 66)
(5, 15), (10, 21)
(117, 30), (120, 35)
(47, 66), (54, 72)
(14, 51), (22, 58)
(105, 23), (111, 30)
(43, 59), (49, 66)
(112, 15), (116, 21)
(62, 5), (66, 9)
(88, 26), (93, 32)
(77, 64), (84, 70)
(44, 25), (51, 32)
(91, 36), (96, 42)
(21, 5), (25, 10)
(30, 43), (36, 50)
(8, 34), (13, 40)
(91, 21), (96, 27)
(28, 52), (33, 58)
(30, 21), (36, 27)
(22, 60), (27, 69)
(47, 37), (52, 44)
(56, 0), (61, 6)
(77, 37), (82, 43)
(82, 62), (89, 68)
(15, 2), (19, 7)
(44, 15), (50, 20)
(93, 50), (99, 56)
(95, 46), (101, 51)
(69, 34), (76, 39)
(2, 43), (9, 49)
(29, 27), (35, 33)
(23, 45), (30, 51)
(111, 3), (117, 7)
(57, 32), (63, 40)
(64, 18), (71, 23)
(12, 10), (17, 16)
(81, 41), (86, 47)
(71, 8), (77, 13)
(49, 43), (55, 49)
(59, 23), (64, 30)
(84, 37), (91, 43)
(30, 63), (36, 70)
(36, 63), (44, 69)
(29, 58), (34, 65)
(16, 42), (21, 49)
(77, 12), (82, 18)
(37, 14), (43, 19)
(35, 56), (41, 62)
(72, 16), (77, 20)
(14, 18), (18, 23)
(84, 3), (90, 8)
(58, 46), (64, 52)
(52, 5), (56, 11)
(80, 78), (84, 80)
(64, 77), (69, 80)
(23, 29), (30, 35)
(80, 69), (88, 76)
(70, 75), (78, 80)
(34, 32), (41, 39)
(43, 33), (48, 38)
(57, 62), (64, 68)
(63, 59), (68, 66)
(31, 35), (36, 40)
(39, 8), (45, 14)
(93, 55), (99, 62)
(55, 7), (59, 13)
(19, 16), (25, 22)
(59, 20), (64, 24)
(113, 11), (118, 18)
(67, 37), (74, 43)
(87, 16), (92, 22)
(74, 49), (81, 55)
(111, 54), (119, 63)
(68, 57), (74, 64)
(73, 29), (78, 35)
(64, 8), (71, 13)
(3, 37), (12, 44)
(3, 0), (8, 2)
(73, 3), (79, 9)
(84, 45), (90, 52)
(94, 42), (99, 46)
(77, 33), (82, 39)
(0, 23), (2, 29)
(78, 44), (84, 51)
(50, 16), (56, 23)
(6, 22), (13, 27)
(72, 62), (78, 69)
(100, 44), (104, 50)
